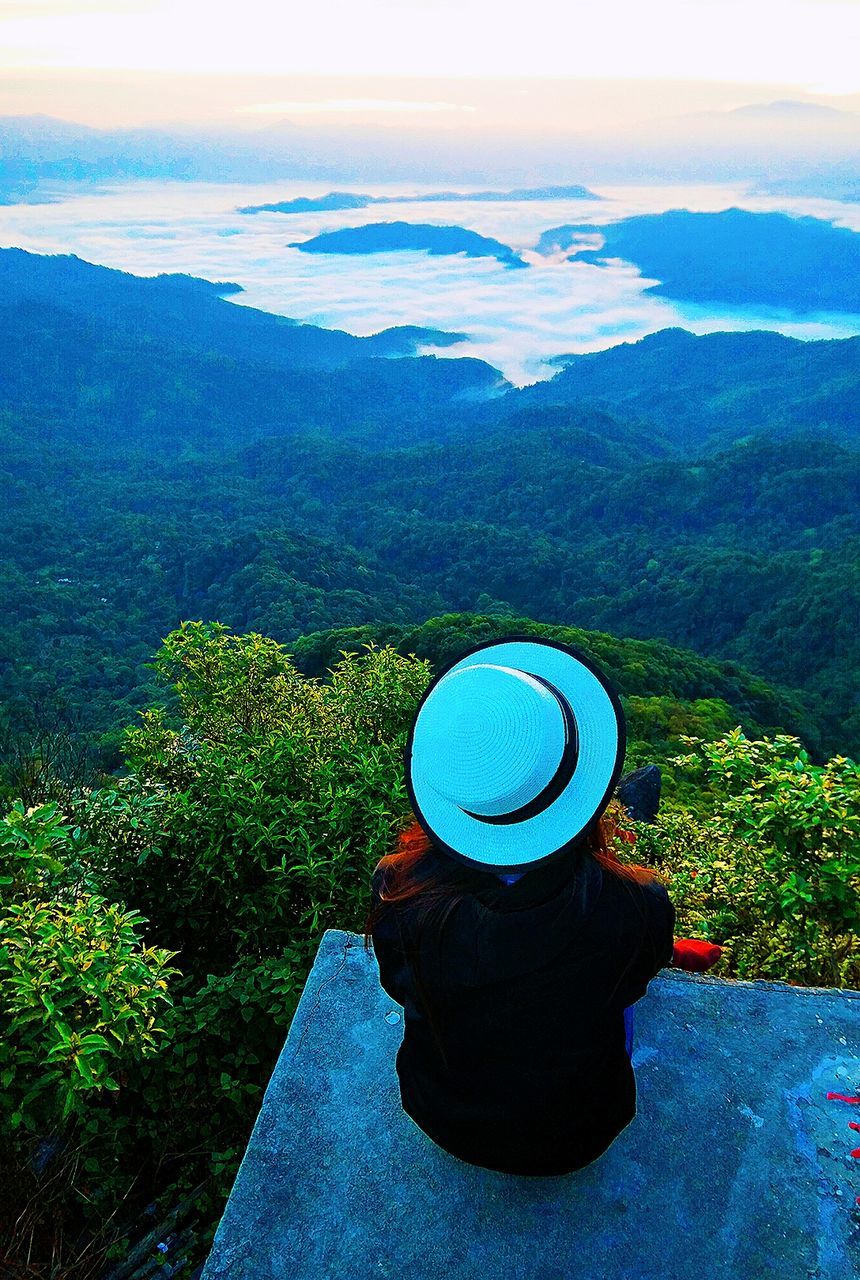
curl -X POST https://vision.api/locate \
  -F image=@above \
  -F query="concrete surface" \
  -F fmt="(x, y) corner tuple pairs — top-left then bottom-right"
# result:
(202, 929), (860, 1280)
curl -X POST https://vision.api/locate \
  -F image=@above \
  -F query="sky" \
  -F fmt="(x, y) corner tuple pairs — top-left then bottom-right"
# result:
(1, 0), (859, 129)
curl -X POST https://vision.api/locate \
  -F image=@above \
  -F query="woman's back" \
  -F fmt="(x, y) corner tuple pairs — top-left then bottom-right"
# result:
(371, 841), (675, 1176)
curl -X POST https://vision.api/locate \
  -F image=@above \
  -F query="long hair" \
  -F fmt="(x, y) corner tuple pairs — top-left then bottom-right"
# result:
(363, 805), (663, 1067)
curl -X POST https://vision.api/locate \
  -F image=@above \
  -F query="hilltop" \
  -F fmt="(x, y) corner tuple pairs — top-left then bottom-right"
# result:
(0, 245), (469, 372)
(504, 325), (860, 452)
(537, 208), (860, 313)
(289, 221), (528, 268)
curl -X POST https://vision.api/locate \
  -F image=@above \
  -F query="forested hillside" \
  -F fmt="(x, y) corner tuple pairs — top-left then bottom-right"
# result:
(2, 247), (858, 779)
(504, 325), (860, 452)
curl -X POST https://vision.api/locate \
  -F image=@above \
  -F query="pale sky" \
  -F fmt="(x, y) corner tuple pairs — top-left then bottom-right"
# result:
(1, 0), (859, 128)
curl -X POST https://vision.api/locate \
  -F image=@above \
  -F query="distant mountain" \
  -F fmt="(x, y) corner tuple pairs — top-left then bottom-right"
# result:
(0, 113), (207, 183)
(0, 112), (103, 144)
(290, 221), (528, 267)
(755, 174), (860, 203)
(0, 248), (507, 460)
(537, 208), (860, 313)
(0, 116), (106, 201)
(0, 177), (54, 206)
(726, 99), (856, 121)
(0, 114), (597, 187)
(239, 184), (600, 214)
(1, 108), (857, 190)
(0, 246), (469, 374)
(411, 185), (600, 203)
(4, 246), (855, 458)
(501, 326), (860, 451)
(239, 192), (373, 214)
(665, 97), (860, 141)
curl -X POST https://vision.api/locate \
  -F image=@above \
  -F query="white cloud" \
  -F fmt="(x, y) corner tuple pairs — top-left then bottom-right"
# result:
(236, 99), (475, 115)
(1, 177), (859, 386)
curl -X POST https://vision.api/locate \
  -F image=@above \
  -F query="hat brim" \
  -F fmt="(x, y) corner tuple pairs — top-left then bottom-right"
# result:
(404, 635), (626, 873)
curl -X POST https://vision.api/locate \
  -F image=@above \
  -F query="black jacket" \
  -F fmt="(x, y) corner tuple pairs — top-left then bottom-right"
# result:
(370, 840), (675, 1176)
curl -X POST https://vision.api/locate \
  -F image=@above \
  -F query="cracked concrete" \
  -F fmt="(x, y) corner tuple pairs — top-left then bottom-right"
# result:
(202, 929), (860, 1280)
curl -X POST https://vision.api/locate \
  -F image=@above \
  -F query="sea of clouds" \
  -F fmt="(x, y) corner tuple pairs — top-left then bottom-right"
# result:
(3, 178), (859, 385)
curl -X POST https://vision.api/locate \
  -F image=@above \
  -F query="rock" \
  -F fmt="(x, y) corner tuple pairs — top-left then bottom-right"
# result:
(202, 929), (860, 1280)
(615, 764), (662, 823)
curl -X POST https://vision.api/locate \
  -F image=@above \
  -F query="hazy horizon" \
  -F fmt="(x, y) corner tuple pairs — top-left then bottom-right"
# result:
(1, 0), (859, 135)
(3, 73), (860, 134)
(2, 2), (859, 379)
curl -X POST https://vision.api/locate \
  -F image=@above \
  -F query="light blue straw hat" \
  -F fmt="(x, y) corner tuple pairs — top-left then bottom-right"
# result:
(404, 635), (626, 873)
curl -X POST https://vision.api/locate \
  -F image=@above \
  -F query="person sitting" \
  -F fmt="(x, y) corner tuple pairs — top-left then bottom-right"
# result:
(365, 634), (721, 1177)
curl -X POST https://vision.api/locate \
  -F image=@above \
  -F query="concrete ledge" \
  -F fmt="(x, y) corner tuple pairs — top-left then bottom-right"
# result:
(203, 929), (860, 1280)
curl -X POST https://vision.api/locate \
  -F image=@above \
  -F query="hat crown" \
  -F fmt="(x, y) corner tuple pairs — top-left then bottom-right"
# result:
(411, 663), (567, 817)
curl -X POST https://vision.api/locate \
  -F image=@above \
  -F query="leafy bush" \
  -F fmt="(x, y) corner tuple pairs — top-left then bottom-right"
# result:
(630, 729), (860, 986)
(0, 801), (177, 1132)
(129, 950), (309, 1216)
(4, 623), (859, 1280)
(0, 796), (96, 897)
(78, 623), (432, 970)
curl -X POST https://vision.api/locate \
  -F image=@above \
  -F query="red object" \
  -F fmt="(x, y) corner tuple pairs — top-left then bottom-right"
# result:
(852, 1148), (860, 1158)
(826, 1093), (860, 1104)
(671, 938), (723, 972)
(849, 1122), (860, 1132)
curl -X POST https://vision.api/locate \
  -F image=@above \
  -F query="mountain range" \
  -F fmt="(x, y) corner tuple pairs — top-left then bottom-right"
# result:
(1, 247), (858, 764)
(239, 185), (599, 215)
(1, 101), (858, 188)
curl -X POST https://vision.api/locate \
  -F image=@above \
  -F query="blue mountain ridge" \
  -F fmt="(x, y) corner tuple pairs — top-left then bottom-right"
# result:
(536, 208), (860, 313)
(0, 246), (470, 370)
(289, 222), (528, 268)
(238, 184), (600, 214)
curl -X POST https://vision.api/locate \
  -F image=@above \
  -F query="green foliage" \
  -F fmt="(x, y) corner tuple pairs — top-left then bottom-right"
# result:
(0, 801), (177, 1132)
(131, 951), (308, 1212)
(673, 729), (860, 868)
(4, 620), (859, 1279)
(4, 251), (860, 1275)
(0, 798), (96, 896)
(3, 378), (858, 766)
(142, 620), (328, 747)
(10, 627), (436, 1272)
(81, 625), (432, 970)
(620, 694), (739, 800)
(630, 729), (860, 986)
(324, 639), (433, 746)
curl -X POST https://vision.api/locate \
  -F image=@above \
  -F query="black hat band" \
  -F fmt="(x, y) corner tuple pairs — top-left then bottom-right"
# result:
(459, 672), (580, 826)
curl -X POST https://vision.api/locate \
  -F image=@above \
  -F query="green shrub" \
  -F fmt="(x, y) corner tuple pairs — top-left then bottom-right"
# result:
(0, 801), (177, 1132)
(0, 797), (96, 897)
(630, 729), (860, 986)
(6, 624), (859, 1279)
(76, 625), (432, 971)
(128, 949), (310, 1216)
